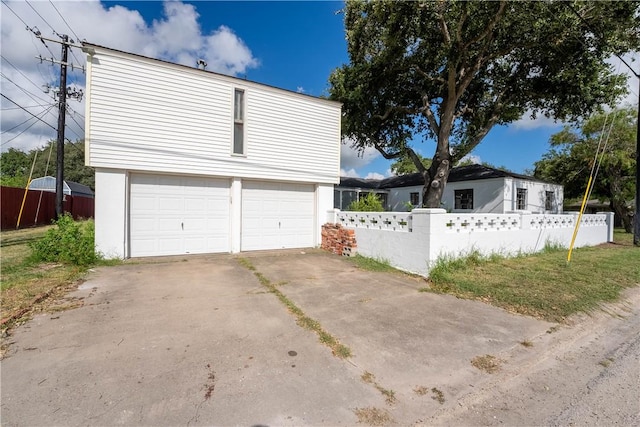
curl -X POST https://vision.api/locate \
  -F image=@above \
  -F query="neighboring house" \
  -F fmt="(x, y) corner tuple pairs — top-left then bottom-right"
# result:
(28, 176), (95, 198)
(83, 43), (341, 258)
(335, 164), (564, 214)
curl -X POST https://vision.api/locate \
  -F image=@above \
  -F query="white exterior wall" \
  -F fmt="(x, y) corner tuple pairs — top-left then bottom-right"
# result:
(328, 209), (614, 277)
(506, 178), (563, 213)
(84, 46), (341, 184)
(94, 169), (127, 258)
(387, 178), (564, 214)
(388, 186), (422, 211)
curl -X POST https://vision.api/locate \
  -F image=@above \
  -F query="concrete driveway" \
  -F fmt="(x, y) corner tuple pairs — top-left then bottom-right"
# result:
(1, 250), (552, 425)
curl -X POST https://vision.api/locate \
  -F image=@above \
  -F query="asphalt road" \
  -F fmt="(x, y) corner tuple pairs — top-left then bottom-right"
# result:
(428, 287), (640, 426)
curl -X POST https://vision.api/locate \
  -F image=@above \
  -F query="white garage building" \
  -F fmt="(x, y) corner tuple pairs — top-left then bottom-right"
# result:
(83, 43), (341, 258)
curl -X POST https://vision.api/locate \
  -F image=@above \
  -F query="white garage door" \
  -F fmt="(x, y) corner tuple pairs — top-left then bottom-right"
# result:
(241, 181), (315, 251)
(130, 174), (230, 257)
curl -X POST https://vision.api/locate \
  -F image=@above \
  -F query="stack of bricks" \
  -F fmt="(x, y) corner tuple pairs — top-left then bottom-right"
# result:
(321, 223), (358, 257)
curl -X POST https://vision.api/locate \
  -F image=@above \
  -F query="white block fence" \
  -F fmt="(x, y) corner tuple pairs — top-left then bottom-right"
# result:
(327, 209), (615, 277)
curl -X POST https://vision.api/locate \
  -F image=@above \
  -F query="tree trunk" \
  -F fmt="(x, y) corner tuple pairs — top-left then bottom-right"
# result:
(422, 151), (452, 208)
(610, 199), (632, 233)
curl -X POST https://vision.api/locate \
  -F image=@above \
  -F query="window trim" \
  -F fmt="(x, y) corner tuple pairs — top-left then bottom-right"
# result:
(545, 190), (555, 211)
(516, 188), (527, 210)
(454, 189), (474, 210)
(232, 88), (245, 156)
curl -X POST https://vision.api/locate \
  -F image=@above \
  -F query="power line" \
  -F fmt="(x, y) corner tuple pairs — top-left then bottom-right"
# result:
(1, 106), (55, 146)
(1, 55), (45, 92)
(564, 2), (639, 79)
(26, 1), (56, 34)
(1, 72), (53, 107)
(48, 0), (79, 41)
(1, 0), (29, 27)
(2, 103), (51, 111)
(2, 105), (55, 134)
(0, 93), (56, 131)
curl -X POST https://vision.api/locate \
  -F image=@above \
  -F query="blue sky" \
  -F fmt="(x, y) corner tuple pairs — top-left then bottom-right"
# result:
(2, 1), (637, 178)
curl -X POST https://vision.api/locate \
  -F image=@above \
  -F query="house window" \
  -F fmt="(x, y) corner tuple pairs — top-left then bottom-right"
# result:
(334, 190), (341, 209)
(516, 188), (527, 210)
(545, 191), (555, 211)
(454, 189), (473, 210)
(377, 193), (388, 210)
(410, 192), (419, 206)
(233, 89), (244, 154)
(342, 191), (356, 209)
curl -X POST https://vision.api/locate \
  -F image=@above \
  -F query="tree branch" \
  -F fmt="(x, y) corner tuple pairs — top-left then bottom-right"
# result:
(455, 2), (469, 47)
(462, 1), (506, 51)
(406, 147), (428, 174)
(372, 142), (403, 160)
(421, 94), (440, 134)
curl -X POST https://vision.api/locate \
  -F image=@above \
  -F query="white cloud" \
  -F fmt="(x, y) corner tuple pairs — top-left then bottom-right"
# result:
(340, 138), (380, 170)
(339, 168), (360, 178)
(364, 172), (385, 180)
(1, 1), (258, 152)
(512, 111), (562, 130)
(458, 154), (482, 165)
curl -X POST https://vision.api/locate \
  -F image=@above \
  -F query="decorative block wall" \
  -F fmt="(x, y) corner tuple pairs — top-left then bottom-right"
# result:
(321, 223), (357, 257)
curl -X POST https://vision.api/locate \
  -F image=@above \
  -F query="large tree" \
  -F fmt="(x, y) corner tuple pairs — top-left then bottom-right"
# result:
(534, 107), (637, 233)
(329, 0), (638, 207)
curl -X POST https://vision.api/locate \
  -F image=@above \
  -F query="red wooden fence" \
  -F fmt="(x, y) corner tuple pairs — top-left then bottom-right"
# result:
(1, 186), (95, 230)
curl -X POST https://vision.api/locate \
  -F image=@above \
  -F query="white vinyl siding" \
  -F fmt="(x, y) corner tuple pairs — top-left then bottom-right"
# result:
(130, 174), (230, 257)
(241, 181), (315, 251)
(86, 49), (341, 184)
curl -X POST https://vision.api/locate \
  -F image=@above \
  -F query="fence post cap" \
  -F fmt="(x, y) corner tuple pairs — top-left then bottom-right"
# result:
(411, 208), (446, 214)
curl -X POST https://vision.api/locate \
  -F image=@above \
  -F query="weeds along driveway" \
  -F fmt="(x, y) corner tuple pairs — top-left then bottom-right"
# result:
(2, 249), (553, 426)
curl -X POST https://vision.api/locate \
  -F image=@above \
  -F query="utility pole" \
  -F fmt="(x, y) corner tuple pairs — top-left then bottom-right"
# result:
(55, 34), (68, 218)
(635, 80), (639, 246)
(35, 34), (84, 218)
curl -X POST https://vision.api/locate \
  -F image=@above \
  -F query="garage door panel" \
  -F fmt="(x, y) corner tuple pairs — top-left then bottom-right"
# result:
(241, 181), (315, 251)
(130, 174), (230, 257)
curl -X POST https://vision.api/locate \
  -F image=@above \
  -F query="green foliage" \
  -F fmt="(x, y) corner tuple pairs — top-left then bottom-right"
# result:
(427, 234), (639, 322)
(29, 214), (99, 266)
(534, 107), (636, 232)
(347, 192), (385, 211)
(348, 254), (396, 273)
(0, 140), (94, 189)
(329, 0), (638, 207)
(391, 153), (431, 175)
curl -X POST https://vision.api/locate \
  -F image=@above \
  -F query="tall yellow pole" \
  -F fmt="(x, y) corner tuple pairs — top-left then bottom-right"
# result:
(16, 152), (38, 229)
(567, 175), (593, 263)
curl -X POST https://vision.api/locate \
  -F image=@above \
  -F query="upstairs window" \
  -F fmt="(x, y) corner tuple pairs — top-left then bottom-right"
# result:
(233, 89), (245, 155)
(454, 189), (473, 210)
(410, 192), (419, 206)
(545, 191), (555, 211)
(516, 188), (527, 210)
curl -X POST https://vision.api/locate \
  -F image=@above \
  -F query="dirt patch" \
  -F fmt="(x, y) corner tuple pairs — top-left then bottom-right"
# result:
(471, 354), (504, 373)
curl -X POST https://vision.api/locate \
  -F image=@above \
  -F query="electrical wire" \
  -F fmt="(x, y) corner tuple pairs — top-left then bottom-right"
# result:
(0, 93), (56, 130)
(1, 72), (52, 105)
(2, 105), (55, 134)
(1, 55), (46, 92)
(1, 106), (54, 146)
(1, 0), (30, 27)
(48, 0), (79, 41)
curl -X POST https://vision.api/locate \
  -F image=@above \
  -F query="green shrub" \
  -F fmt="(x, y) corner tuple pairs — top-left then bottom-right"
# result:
(29, 214), (99, 266)
(347, 192), (384, 211)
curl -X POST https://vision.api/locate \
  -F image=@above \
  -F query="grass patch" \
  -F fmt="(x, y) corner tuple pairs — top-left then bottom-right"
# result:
(1, 220), (119, 333)
(361, 371), (396, 405)
(413, 385), (428, 396)
(427, 230), (640, 322)
(353, 407), (393, 426)
(237, 257), (352, 359)
(471, 354), (503, 374)
(347, 255), (397, 273)
(430, 387), (445, 404)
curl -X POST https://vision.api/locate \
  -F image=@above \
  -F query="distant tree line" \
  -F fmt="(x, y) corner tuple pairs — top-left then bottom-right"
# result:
(0, 140), (94, 190)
